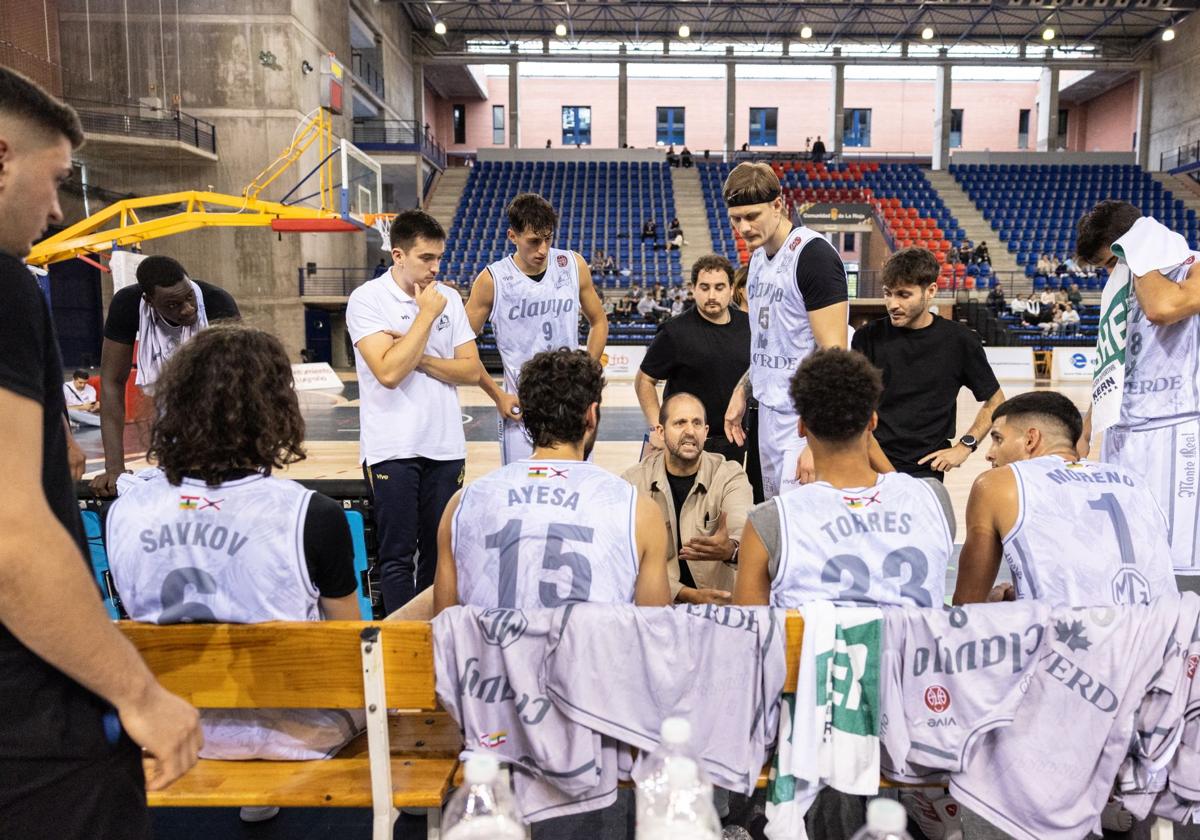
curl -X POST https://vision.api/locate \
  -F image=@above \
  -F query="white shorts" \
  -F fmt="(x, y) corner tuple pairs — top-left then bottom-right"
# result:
(499, 415), (534, 465)
(1103, 416), (1200, 575)
(758, 404), (808, 499)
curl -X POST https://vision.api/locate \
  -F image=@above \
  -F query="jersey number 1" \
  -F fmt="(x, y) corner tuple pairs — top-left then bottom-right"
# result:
(486, 519), (594, 608)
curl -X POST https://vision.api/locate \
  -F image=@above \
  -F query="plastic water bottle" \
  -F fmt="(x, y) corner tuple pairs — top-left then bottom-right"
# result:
(634, 718), (722, 840)
(443, 754), (526, 840)
(849, 798), (914, 840)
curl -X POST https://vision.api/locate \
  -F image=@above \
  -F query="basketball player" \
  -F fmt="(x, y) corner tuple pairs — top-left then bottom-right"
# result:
(105, 324), (362, 822)
(733, 349), (953, 608)
(0, 66), (200, 838)
(465, 193), (609, 464)
(91, 255), (240, 497)
(954, 390), (1177, 606)
(1077, 201), (1200, 590)
(720, 163), (890, 497)
(433, 348), (669, 612)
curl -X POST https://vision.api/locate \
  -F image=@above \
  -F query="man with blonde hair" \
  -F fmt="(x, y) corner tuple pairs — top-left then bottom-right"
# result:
(721, 162), (890, 497)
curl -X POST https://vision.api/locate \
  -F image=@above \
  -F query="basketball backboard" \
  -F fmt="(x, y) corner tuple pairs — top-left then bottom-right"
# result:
(341, 139), (382, 223)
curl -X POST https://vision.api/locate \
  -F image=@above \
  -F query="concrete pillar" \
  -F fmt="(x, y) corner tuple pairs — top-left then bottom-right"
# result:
(1135, 67), (1152, 169)
(508, 61), (520, 148)
(932, 58), (952, 171)
(618, 48), (628, 148)
(830, 60), (845, 156)
(725, 47), (736, 154)
(1036, 66), (1060, 152)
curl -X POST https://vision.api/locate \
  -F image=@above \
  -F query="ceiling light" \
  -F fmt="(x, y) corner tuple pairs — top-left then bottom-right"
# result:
(920, 26), (934, 40)
(1042, 27), (1055, 41)
(678, 24), (691, 38)
(800, 25), (813, 39)
(555, 23), (568, 37)
(434, 20), (447, 36)
(1163, 27), (1176, 41)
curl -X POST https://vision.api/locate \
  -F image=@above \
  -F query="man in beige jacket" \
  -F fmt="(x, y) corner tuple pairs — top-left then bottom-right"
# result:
(623, 392), (753, 604)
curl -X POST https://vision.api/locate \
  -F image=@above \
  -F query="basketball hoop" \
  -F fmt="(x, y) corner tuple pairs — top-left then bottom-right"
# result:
(367, 213), (395, 252)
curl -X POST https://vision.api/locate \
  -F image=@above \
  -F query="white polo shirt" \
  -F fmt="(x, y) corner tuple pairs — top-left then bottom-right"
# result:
(63, 381), (97, 407)
(346, 273), (474, 465)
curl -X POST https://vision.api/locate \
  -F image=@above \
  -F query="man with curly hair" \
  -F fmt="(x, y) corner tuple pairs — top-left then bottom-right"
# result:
(104, 325), (363, 821)
(465, 193), (608, 465)
(733, 348), (954, 608)
(433, 348), (670, 612)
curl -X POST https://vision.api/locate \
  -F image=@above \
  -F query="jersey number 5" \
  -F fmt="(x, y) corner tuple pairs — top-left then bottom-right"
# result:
(486, 519), (594, 608)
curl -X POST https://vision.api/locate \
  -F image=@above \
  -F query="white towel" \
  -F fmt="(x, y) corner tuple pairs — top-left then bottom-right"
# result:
(135, 279), (208, 390)
(1093, 217), (1195, 432)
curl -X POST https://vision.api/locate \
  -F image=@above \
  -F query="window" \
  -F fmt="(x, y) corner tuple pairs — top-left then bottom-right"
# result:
(452, 104), (466, 145)
(657, 107), (685, 146)
(492, 105), (505, 145)
(843, 108), (871, 147)
(1057, 108), (1069, 148)
(562, 106), (591, 145)
(1018, 109), (1030, 150)
(949, 109), (963, 149)
(843, 232), (856, 252)
(748, 108), (778, 146)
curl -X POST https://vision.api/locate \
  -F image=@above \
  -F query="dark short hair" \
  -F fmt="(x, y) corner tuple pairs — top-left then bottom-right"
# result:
(507, 193), (558, 236)
(148, 324), (306, 486)
(690, 254), (735, 286)
(518, 349), (604, 447)
(72, 369), (89, 380)
(1076, 201), (1141, 265)
(136, 255), (189, 296)
(882, 247), (940, 289)
(659, 392), (706, 427)
(390, 209), (445, 251)
(789, 349), (882, 443)
(991, 391), (1082, 446)
(0, 67), (83, 148)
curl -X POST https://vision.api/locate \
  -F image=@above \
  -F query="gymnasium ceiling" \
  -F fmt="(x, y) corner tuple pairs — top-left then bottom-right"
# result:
(390, 0), (1198, 64)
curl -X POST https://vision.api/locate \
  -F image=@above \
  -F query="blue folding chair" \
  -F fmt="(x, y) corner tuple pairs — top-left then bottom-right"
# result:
(343, 510), (375, 619)
(81, 510), (121, 619)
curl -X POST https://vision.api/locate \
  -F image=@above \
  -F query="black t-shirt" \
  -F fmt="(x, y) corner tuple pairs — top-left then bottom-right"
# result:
(0, 252), (114, 760)
(793, 235), (850, 311)
(664, 469), (698, 589)
(103, 279), (240, 344)
(302, 492), (357, 597)
(640, 307), (751, 441)
(851, 315), (1000, 474)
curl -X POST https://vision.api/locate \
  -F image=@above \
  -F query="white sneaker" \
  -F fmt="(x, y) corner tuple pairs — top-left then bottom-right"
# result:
(901, 791), (963, 840)
(239, 806), (280, 823)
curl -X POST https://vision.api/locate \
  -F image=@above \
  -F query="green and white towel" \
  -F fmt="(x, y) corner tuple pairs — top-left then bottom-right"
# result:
(766, 602), (883, 840)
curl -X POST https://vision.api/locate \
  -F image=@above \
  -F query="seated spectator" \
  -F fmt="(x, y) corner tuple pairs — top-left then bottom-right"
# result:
(590, 249), (607, 275)
(1058, 302), (1080, 334)
(670, 291), (685, 317)
(1040, 303), (1064, 334)
(973, 240), (991, 264)
(1067, 282), (1082, 307)
(1036, 253), (1055, 275)
(636, 293), (659, 321)
(1022, 295), (1042, 326)
(680, 147), (693, 168)
(946, 246), (960, 266)
(105, 324), (363, 822)
(1009, 294), (1027, 315)
(958, 241), (974, 264)
(666, 217), (684, 251)
(666, 145), (679, 167)
(1039, 288), (1056, 307)
(641, 218), (658, 244)
(616, 293), (635, 318)
(986, 282), (1006, 313)
(623, 393), (752, 605)
(602, 296), (615, 316)
(63, 369), (100, 428)
(602, 252), (618, 276)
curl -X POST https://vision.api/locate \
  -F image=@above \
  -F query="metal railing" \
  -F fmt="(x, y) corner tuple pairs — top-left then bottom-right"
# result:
(352, 119), (447, 170)
(72, 102), (216, 155)
(299, 267), (379, 297)
(1162, 141), (1200, 174)
(351, 50), (385, 99)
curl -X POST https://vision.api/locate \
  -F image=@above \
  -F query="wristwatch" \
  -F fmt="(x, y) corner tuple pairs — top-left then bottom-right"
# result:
(958, 434), (979, 452)
(724, 540), (740, 567)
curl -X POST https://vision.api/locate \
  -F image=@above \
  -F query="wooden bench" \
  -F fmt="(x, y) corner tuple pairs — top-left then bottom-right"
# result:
(120, 620), (457, 840)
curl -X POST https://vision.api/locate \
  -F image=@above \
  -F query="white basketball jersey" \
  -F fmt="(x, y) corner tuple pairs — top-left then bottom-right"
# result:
(1121, 252), (1200, 429)
(1003, 455), (1178, 606)
(452, 460), (639, 609)
(107, 472), (318, 624)
(746, 226), (835, 412)
(487, 249), (582, 392)
(772, 472), (951, 608)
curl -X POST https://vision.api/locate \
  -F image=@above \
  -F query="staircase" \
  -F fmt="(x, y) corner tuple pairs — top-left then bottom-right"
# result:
(924, 169), (1022, 279)
(670, 167), (714, 273)
(1151, 172), (1200, 214)
(425, 166), (471, 233)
